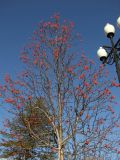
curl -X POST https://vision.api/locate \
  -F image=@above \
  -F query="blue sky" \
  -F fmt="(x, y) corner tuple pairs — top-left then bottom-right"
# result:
(0, 0), (120, 120)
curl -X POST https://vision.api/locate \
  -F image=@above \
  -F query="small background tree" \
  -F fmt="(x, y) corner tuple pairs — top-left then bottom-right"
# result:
(0, 98), (56, 159)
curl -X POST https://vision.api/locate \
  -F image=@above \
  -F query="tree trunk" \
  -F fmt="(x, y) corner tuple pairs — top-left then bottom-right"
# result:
(58, 146), (64, 160)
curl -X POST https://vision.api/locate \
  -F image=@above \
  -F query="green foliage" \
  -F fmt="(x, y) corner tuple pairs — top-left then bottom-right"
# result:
(0, 98), (56, 159)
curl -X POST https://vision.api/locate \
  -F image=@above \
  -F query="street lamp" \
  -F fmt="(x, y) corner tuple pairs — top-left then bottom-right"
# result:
(97, 16), (120, 83)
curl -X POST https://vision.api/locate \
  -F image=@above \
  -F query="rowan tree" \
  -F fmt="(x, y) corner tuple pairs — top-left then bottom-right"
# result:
(0, 14), (120, 160)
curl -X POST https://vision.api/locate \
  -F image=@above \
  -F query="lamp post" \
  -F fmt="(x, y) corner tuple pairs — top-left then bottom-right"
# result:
(97, 16), (120, 83)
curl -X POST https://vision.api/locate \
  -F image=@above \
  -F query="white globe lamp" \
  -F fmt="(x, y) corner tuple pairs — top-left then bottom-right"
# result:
(104, 23), (115, 38)
(97, 47), (108, 62)
(117, 16), (120, 28)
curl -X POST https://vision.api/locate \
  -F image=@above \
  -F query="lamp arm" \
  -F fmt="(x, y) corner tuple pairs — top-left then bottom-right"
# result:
(103, 46), (112, 49)
(114, 38), (120, 48)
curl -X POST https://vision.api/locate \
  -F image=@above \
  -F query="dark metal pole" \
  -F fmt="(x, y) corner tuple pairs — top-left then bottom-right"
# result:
(114, 51), (120, 83)
(109, 37), (120, 83)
